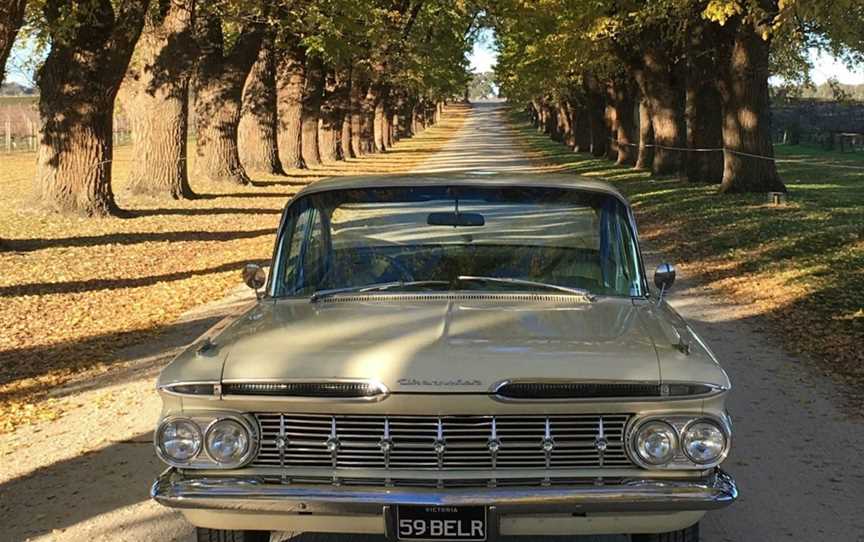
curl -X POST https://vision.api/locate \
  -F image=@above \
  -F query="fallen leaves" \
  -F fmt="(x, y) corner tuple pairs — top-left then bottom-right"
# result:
(0, 106), (468, 433)
(509, 112), (864, 402)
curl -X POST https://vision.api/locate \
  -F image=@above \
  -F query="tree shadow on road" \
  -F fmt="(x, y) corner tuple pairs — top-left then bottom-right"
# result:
(0, 430), (191, 540)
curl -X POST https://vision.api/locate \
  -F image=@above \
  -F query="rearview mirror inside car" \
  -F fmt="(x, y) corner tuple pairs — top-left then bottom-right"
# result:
(427, 212), (485, 227)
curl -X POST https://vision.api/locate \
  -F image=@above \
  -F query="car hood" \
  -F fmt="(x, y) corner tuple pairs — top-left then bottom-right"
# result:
(176, 295), (726, 394)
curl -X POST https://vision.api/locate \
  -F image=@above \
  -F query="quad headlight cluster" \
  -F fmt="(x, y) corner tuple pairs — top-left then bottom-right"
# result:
(155, 414), (257, 469)
(628, 415), (730, 469)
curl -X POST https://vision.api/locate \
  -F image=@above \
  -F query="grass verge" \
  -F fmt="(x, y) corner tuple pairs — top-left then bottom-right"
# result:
(509, 111), (864, 405)
(0, 105), (468, 433)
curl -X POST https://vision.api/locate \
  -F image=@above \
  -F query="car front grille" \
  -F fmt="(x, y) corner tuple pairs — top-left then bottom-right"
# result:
(252, 413), (633, 471)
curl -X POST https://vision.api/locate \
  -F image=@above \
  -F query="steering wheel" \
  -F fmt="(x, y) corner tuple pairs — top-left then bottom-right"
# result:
(366, 252), (415, 283)
(319, 251), (415, 288)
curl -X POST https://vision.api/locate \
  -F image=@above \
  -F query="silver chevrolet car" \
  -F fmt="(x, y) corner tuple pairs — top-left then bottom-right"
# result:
(151, 174), (737, 542)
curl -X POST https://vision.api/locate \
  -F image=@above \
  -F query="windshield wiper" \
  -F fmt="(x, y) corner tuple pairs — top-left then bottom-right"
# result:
(310, 280), (450, 302)
(455, 275), (596, 301)
(310, 277), (596, 302)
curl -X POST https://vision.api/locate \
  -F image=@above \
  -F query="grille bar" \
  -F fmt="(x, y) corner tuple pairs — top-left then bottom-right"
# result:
(254, 414), (633, 472)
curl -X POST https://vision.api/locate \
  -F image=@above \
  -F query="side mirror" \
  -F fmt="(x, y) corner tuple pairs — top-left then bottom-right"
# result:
(654, 263), (676, 302)
(242, 263), (267, 298)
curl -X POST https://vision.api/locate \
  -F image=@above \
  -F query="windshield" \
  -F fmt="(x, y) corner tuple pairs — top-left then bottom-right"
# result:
(272, 185), (645, 298)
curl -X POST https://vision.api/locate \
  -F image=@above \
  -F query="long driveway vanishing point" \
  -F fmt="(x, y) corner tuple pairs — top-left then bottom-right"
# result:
(2, 103), (862, 542)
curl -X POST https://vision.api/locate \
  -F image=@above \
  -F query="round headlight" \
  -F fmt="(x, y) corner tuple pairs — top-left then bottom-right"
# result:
(633, 420), (678, 465)
(157, 418), (202, 462)
(682, 420), (727, 464)
(205, 419), (251, 464)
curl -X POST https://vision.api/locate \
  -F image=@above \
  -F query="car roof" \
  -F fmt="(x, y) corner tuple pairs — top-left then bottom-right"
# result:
(292, 172), (629, 204)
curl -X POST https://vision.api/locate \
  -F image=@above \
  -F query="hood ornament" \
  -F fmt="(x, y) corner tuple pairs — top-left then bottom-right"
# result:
(594, 417), (608, 455)
(541, 418), (555, 452)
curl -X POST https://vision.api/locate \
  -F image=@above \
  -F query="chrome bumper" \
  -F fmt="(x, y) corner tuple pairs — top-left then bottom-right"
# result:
(152, 469), (737, 515)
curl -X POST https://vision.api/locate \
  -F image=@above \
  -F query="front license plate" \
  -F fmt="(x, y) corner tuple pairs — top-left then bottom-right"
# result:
(396, 505), (487, 541)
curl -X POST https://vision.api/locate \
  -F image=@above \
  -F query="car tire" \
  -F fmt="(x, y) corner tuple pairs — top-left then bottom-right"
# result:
(195, 527), (270, 542)
(631, 522), (699, 542)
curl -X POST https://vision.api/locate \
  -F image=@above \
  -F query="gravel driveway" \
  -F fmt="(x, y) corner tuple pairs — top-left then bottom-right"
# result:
(2, 103), (862, 542)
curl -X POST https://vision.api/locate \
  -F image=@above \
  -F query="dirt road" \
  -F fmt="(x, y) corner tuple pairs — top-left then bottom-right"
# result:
(2, 103), (862, 541)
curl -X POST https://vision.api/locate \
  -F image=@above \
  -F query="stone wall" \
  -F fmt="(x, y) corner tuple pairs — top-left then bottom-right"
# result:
(771, 100), (864, 149)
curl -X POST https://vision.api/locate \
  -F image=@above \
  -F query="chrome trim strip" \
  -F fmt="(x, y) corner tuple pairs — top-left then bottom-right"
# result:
(158, 381), (221, 399)
(220, 378), (390, 402)
(490, 379), (727, 402)
(151, 468), (738, 514)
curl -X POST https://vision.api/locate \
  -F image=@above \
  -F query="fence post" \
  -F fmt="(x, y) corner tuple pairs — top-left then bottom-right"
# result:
(27, 118), (35, 151)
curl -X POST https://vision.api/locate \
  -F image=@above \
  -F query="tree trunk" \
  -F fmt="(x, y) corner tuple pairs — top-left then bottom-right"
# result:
(612, 80), (637, 166)
(546, 103), (560, 140)
(349, 68), (368, 156)
(318, 69), (344, 163)
(584, 76), (607, 158)
(390, 109), (404, 144)
(372, 88), (386, 152)
(558, 100), (574, 148)
(635, 95), (654, 170)
(127, 0), (196, 199)
(361, 84), (378, 154)
(399, 96), (416, 138)
(643, 46), (687, 176)
(604, 84), (619, 161)
(681, 14), (723, 183)
(529, 99), (541, 128)
(0, 0), (27, 88)
(301, 55), (324, 166)
(238, 31), (283, 175)
(569, 101), (590, 152)
(716, 13), (785, 192)
(632, 68), (655, 170)
(411, 101), (423, 134)
(276, 45), (305, 169)
(36, 91), (118, 215)
(341, 114), (353, 158)
(340, 69), (354, 159)
(35, 0), (150, 216)
(193, 10), (264, 184)
(383, 95), (396, 149)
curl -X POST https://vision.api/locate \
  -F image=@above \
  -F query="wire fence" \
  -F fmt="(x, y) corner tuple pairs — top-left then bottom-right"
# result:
(0, 117), (134, 154)
(609, 139), (864, 171)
